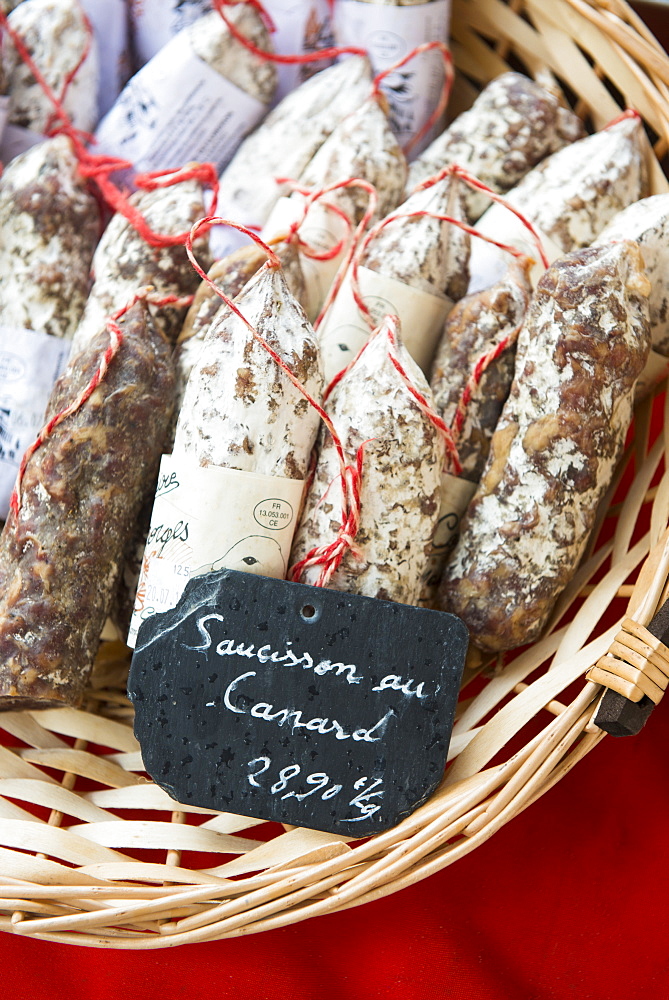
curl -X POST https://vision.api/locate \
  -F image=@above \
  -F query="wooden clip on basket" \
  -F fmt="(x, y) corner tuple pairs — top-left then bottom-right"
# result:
(2, 0), (669, 949)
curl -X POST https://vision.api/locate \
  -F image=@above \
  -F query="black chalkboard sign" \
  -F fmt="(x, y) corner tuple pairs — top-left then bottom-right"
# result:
(128, 569), (468, 836)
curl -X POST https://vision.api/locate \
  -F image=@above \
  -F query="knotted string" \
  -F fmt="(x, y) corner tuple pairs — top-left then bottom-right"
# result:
(269, 176), (378, 332)
(274, 177), (356, 263)
(413, 162), (551, 266)
(288, 441), (368, 588)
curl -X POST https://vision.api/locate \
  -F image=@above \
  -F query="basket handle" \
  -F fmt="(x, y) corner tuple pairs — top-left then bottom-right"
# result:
(588, 611), (669, 735)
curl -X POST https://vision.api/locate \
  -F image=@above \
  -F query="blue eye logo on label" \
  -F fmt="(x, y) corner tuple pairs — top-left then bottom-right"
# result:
(254, 499), (295, 531)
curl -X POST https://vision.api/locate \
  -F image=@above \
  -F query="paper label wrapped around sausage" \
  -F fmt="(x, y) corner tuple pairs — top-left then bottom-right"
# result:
(130, 0), (211, 66)
(317, 264), (452, 382)
(263, 195), (351, 322)
(132, 0), (331, 99)
(468, 217), (564, 295)
(128, 455), (306, 647)
(94, 34), (265, 176)
(334, 0), (450, 154)
(418, 472), (476, 606)
(263, 0), (334, 103)
(0, 325), (72, 518)
(80, 0), (129, 117)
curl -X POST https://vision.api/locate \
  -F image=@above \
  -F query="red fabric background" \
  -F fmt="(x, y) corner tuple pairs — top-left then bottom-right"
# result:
(2, 4), (668, 996)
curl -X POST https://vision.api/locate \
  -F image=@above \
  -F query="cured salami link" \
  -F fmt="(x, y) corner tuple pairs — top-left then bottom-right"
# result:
(173, 263), (323, 480)
(0, 300), (175, 709)
(438, 242), (651, 652)
(214, 55), (372, 254)
(0, 133), (102, 518)
(93, 4), (275, 181)
(172, 239), (307, 436)
(290, 320), (445, 605)
(362, 170), (470, 301)
(0, 133), (100, 339)
(407, 72), (585, 220)
(596, 194), (669, 357)
(299, 95), (406, 226)
(430, 258), (532, 483)
(468, 114), (649, 295)
(128, 260), (323, 642)
(262, 94), (407, 321)
(188, 5), (276, 104)
(315, 171), (470, 382)
(69, 177), (210, 355)
(4, 0), (99, 135)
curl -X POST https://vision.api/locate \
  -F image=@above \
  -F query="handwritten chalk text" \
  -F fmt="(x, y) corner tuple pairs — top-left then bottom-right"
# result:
(186, 613), (364, 685)
(246, 757), (384, 822)
(222, 670), (395, 743)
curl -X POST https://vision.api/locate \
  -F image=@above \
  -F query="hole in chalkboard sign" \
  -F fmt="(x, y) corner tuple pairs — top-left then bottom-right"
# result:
(300, 603), (319, 622)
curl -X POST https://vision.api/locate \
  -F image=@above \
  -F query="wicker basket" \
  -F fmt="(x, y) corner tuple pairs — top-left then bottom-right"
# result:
(1, 0), (669, 949)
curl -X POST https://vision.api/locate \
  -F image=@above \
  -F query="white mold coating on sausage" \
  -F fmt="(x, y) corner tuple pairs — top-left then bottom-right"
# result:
(187, 5), (276, 105)
(0, 134), (99, 338)
(218, 56), (372, 230)
(407, 72), (585, 220)
(172, 240), (307, 441)
(298, 95), (407, 225)
(173, 264), (323, 481)
(439, 241), (651, 651)
(362, 172), (470, 301)
(70, 179), (210, 355)
(4, 0), (99, 133)
(430, 258), (532, 482)
(291, 325), (445, 605)
(596, 194), (669, 356)
(468, 116), (649, 293)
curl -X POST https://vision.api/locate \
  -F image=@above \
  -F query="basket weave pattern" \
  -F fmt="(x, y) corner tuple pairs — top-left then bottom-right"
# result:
(1, 0), (669, 948)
